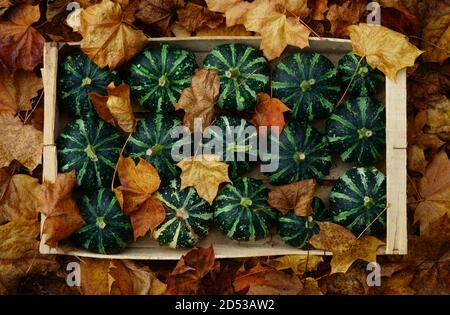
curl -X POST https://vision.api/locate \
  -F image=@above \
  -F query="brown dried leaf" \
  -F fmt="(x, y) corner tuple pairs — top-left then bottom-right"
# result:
(312, 0), (328, 20)
(408, 144), (428, 174)
(0, 4), (45, 73)
(252, 92), (290, 136)
(79, 0), (148, 69)
(129, 196), (165, 240)
(425, 95), (450, 135)
(205, 0), (251, 27)
(175, 69), (220, 132)
(268, 179), (317, 216)
(177, 2), (224, 33)
(422, 0), (450, 63)
(326, 0), (366, 38)
(0, 0), (12, 17)
(135, 0), (184, 37)
(0, 114), (42, 170)
(267, 255), (323, 276)
(309, 222), (384, 274)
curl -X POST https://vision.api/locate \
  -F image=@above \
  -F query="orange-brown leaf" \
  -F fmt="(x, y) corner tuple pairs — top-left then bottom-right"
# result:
(312, 0), (328, 20)
(175, 69), (220, 132)
(268, 179), (317, 216)
(90, 82), (136, 132)
(422, 1), (450, 63)
(177, 2), (224, 33)
(135, 0), (184, 37)
(252, 92), (290, 135)
(0, 4), (45, 73)
(326, 0), (366, 38)
(129, 196), (165, 240)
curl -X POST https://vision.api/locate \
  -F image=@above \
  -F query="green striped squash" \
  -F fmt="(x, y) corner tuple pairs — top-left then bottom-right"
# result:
(127, 44), (197, 113)
(73, 189), (133, 254)
(261, 121), (332, 185)
(203, 43), (270, 111)
(277, 197), (327, 249)
(214, 177), (279, 241)
(57, 118), (122, 190)
(154, 179), (214, 248)
(330, 167), (386, 235)
(338, 53), (384, 96)
(326, 97), (386, 165)
(58, 49), (121, 117)
(126, 114), (189, 182)
(202, 116), (258, 179)
(272, 52), (340, 121)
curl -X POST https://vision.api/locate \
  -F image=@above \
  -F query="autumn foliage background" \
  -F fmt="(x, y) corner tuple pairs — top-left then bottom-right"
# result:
(0, 0), (449, 295)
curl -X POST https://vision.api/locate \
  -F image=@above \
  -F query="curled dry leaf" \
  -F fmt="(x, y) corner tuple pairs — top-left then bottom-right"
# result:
(0, 0), (12, 17)
(408, 144), (428, 174)
(0, 172), (42, 222)
(135, 0), (185, 37)
(268, 179), (317, 216)
(205, 0), (252, 27)
(175, 69), (220, 132)
(422, 0), (450, 64)
(177, 2), (224, 34)
(267, 255), (323, 276)
(425, 95), (450, 135)
(79, 0), (148, 69)
(40, 171), (86, 247)
(326, 0), (366, 38)
(177, 155), (231, 205)
(0, 4), (45, 73)
(113, 156), (165, 239)
(0, 68), (43, 115)
(0, 114), (43, 171)
(311, 0), (328, 20)
(348, 23), (423, 80)
(414, 150), (450, 237)
(252, 92), (290, 136)
(166, 245), (218, 295)
(309, 222), (384, 274)
(90, 82), (136, 133)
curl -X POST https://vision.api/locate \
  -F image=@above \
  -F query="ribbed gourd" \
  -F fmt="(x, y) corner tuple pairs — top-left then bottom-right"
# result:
(214, 177), (279, 241)
(202, 116), (258, 179)
(326, 97), (386, 165)
(338, 53), (384, 96)
(153, 179), (214, 248)
(272, 52), (340, 121)
(203, 43), (270, 111)
(73, 189), (133, 254)
(330, 167), (387, 235)
(57, 117), (122, 190)
(58, 49), (121, 117)
(261, 121), (332, 185)
(127, 44), (197, 113)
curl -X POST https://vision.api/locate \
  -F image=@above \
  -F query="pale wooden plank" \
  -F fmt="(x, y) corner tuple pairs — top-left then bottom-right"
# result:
(43, 42), (60, 146)
(385, 69), (408, 254)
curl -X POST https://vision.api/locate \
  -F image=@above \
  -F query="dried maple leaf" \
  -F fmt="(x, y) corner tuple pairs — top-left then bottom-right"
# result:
(177, 2), (224, 34)
(177, 154), (231, 205)
(166, 245), (218, 295)
(79, 0), (148, 69)
(175, 69), (220, 132)
(233, 263), (304, 295)
(425, 95), (450, 135)
(414, 150), (450, 237)
(408, 144), (428, 174)
(90, 82), (136, 133)
(40, 171), (86, 247)
(0, 173), (41, 222)
(243, 0), (311, 60)
(326, 0), (366, 38)
(0, 114), (42, 171)
(0, 4), (45, 73)
(348, 23), (423, 80)
(252, 92), (290, 136)
(267, 255), (323, 276)
(309, 222), (384, 274)
(422, 0), (450, 63)
(113, 156), (165, 239)
(0, 68), (42, 114)
(268, 179), (317, 216)
(205, 0), (252, 27)
(0, 0), (12, 17)
(311, 0), (328, 20)
(135, 0), (184, 37)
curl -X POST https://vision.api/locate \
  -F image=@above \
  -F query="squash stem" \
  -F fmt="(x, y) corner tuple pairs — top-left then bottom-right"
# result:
(240, 197), (253, 207)
(363, 196), (374, 209)
(158, 75), (169, 87)
(358, 66), (369, 77)
(358, 128), (373, 139)
(225, 68), (241, 79)
(84, 145), (99, 162)
(96, 216), (106, 229)
(293, 151), (307, 163)
(81, 77), (92, 87)
(146, 144), (164, 156)
(300, 79), (316, 92)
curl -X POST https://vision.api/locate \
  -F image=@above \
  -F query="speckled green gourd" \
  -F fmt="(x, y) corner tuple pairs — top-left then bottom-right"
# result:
(73, 189), (133, 254)
(57, 117), (122, 190)
(203, 43), (270, 112)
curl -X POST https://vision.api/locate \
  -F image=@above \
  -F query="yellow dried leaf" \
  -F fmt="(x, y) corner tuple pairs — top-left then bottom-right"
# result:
(348, 23), (423, 80)
(267, 255), (323, 276)
(407, 144), (428, 174)
(268, 179), (317, 216)
(196, 24), (251, 37)
(177, 155), (231, 205)
(422, 1), (450, 63)
(79, 0), (148, 69)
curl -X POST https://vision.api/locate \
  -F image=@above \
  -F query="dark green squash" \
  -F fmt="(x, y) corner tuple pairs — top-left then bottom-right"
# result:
(326, 97), (386, 165)
(73, 189), (133, 254)
(261, 121), (332, 185)
(203, 43), (270, 111)
(57, 117), (122, 190)
(153, 179), (214, 248)
(58, 49), (121, 117)
(338, 53), (384, 96)
(330, 167), (386, 235)
(272, 52), (340, 121)
(214, 177), (279, 241)
(127, 44), (197, 113)
(202, 116), (258, 179)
